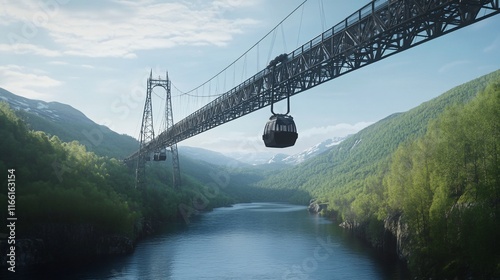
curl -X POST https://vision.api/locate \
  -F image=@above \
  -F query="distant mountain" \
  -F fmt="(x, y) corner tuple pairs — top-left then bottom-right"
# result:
(224, 151), (277, 165)
(0, 88), (265, 199)
(178, 146), (247, 167)
(0, 88), (138, 159)
(0, 88), (91, 124)
(226, 136), (348, 166)
(0, 88), (258, 170)
(279, 136), (347, 165)
(0, 88), (267, 199)
(267, 153), (289, 164)
(257, 69), (500, 202)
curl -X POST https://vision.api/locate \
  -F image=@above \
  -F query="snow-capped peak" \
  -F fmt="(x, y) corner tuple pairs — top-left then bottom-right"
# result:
(279, 136), (348, 165)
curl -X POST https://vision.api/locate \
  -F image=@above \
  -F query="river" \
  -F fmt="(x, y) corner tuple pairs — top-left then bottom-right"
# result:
(13, 203), (408, 279)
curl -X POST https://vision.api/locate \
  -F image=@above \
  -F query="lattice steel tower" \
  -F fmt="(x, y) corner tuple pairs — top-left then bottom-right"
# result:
(136, 70), (181, 189)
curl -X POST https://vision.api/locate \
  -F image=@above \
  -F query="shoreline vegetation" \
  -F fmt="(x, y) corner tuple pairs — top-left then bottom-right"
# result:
(296, 73), (500, 278)
(0, 101), (233, 268)
(1, 70), (499, 278)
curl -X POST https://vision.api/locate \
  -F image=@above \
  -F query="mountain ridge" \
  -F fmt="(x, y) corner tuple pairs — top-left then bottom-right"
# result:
(256, 69), (500, 202)
(0, 87), (138, 159)
(1, 88), (346, 166)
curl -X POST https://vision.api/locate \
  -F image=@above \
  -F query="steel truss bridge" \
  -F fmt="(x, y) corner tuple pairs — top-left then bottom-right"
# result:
(126, 0), (500, 188)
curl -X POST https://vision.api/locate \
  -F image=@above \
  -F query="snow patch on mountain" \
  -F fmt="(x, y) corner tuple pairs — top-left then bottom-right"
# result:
(37, 102), (49, 110)
(280, 137), (347, 165)
(0, 89), (63, 121)
(350, 138), (362, 151)
(223, 136), (349, 166)
(267, 153), (289, 164)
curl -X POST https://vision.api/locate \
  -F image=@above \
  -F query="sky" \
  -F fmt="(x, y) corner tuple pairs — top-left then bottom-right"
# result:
(1, 0), (500, 157)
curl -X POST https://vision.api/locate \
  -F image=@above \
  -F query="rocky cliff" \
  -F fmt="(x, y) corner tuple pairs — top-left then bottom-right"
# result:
(383, 213), (410, 261)
(338, 213), (411, 265)
(308, 199), (328, 214)
(0, 223), (136, 267)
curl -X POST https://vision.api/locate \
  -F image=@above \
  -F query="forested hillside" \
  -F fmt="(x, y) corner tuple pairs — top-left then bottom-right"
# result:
(383, 82), (500, 277)
(255, 70), (500, 277)
(0, 88), (138, 159)
(258, 70), (500, 204)
(1, 67), (499, 275)
(0, 102), (232, 264)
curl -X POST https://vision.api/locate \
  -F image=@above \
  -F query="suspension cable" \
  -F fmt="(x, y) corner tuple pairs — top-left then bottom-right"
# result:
(280, 24), (287, 53)
(175, 0), (309, 97)
(318, 0), (326, 32)
(296, 3), (305, 46)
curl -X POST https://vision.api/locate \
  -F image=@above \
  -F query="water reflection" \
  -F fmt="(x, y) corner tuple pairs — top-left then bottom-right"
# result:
(4, 203), (408, 279)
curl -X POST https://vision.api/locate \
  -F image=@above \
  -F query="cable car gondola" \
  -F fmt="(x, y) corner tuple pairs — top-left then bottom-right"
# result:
(159, 149), (167, 161)
(263, 114), (298, 148)
(262, 54), (298, 148)
(153, 149), (167, 161)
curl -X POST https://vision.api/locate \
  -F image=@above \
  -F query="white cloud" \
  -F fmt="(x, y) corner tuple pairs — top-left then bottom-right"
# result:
(0, 64), (62, 99)
(48, 60), (68, 65)
(0, 43), (61, 57)
(48, 60), (95, 69)
(1, 1), (39, 26)
(1, 0), (260, 58)
(212, 0), (261, 9)
(299, 122), (373, 139)
(438, 60), (469, 74)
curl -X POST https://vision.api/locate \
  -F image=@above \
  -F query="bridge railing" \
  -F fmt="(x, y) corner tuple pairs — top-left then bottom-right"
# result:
(291, 0), (389, 59)
(144, 0), (393, 153)
(125, 0), (500, 162)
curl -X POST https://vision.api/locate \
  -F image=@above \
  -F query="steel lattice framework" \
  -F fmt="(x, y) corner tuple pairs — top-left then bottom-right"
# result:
(135, 73), (155, 189)
(126, 0), (500, 163)
(135, 72), (181, 189)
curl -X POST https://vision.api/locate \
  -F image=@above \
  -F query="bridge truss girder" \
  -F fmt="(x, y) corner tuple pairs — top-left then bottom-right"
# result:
(126, 0), (499, 162)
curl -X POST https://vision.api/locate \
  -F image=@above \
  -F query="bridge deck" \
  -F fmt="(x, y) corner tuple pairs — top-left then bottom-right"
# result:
(126, 0), (500, 162)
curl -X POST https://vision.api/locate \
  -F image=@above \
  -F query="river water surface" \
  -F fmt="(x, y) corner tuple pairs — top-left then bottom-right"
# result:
(15, 203), (407, 279)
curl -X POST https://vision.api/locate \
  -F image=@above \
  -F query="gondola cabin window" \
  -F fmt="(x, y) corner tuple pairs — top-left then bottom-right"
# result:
(262, 114), (298, 148)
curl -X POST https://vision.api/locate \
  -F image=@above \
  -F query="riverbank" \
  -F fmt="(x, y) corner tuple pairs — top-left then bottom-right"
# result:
(14, 203), (402, 279)
(308, 199), (410, 273)
(0, 223), (139, 268)
(0, 199), (228, 270)
(1, 201), (408, 279)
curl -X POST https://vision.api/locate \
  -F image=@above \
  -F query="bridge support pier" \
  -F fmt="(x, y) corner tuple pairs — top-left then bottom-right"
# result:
(136, 71), (181, 189)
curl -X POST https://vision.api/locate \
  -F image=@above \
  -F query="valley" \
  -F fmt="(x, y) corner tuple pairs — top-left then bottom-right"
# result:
(1, 69), (499, 278)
